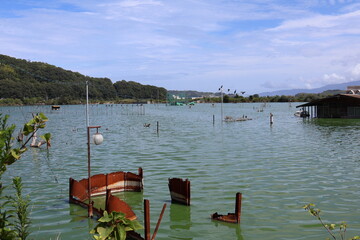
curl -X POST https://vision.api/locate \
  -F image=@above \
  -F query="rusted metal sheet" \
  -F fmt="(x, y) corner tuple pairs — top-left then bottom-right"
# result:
(211, 192), (242, 224)
(106, 190), (137, 221)
(74, 168), (143, 197)
(69, 170), (145, 239)
(69, 168), (143, 217)
(69, 178), (88, 201)
(168, 178), (190, 205)
(68, 178), (102, 218)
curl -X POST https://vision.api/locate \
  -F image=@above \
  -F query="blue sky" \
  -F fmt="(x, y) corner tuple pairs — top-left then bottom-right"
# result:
(1, 0), (360, 94)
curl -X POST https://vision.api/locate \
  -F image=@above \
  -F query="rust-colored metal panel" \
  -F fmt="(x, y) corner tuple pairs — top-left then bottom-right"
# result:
(106, 190), (137, 221)
(69, 178), (88, 201)
(74, 168), (143, 197)
(168, 178), (190, 205)
(69, 168), (144, 237)
(107, 171), (125, 192)
(90, 174), (107, 194)
(211, 192), (242, 224)
(125, 171), (143, 191)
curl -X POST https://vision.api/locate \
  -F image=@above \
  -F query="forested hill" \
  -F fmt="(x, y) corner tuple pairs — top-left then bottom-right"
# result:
(0, 54), (167, 104)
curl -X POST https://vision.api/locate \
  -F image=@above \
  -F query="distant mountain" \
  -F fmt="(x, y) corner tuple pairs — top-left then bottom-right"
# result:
(0, 54), (166, 104)
(258, 80), (360, 96)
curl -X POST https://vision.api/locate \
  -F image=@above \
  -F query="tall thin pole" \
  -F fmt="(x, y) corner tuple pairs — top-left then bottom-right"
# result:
(86, 80), (92, 217)
(144, 199), (151, 240)
(87, 126), (92, 217)
(86, 81), (89, 127)
(220, 86), (223, 123)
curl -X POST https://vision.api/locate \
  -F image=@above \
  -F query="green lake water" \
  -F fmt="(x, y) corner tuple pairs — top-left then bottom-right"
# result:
(1, 103), (360, 240)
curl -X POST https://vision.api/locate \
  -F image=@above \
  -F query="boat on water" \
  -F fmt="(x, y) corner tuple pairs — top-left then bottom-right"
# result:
(294, 109), (310, 117)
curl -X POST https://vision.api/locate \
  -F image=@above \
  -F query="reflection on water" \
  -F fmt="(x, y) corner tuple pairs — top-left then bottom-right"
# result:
(2, 103), (360, 240)
(309, 118), (360, 127)
(211, 220), (243, 240)
(169, 203), (192, 240)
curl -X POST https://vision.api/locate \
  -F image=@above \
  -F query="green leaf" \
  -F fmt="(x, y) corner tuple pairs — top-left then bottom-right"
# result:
(113, 211), (126, 220)
(97, 226), (114, 239)
(22, 124), (34, 136)
(37, 112), (48, 122)
(130, 220), (143, 230)
(98, 211), (112, 223)
(40, 133), (51, 141)
(10, 149), (21, 160)
(116, 225), (126, 240)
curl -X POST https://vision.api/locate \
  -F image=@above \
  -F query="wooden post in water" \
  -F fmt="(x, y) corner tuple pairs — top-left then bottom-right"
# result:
(157, 121), (159, 136)
(213, 115), (215, 125)
(144, 199), (151, 240)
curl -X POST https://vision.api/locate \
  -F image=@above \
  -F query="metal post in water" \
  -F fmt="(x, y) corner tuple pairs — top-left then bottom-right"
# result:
(220, 86), (223, 123)
(157, 121), (159, 135)
(151, 203), (167, 240)
(144, 199), (151, 240)
(87, 126), (92, 217)
(235, 192), (242, 223)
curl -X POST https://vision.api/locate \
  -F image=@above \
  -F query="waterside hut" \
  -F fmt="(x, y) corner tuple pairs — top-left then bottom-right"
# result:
(296, 94), (360, 118)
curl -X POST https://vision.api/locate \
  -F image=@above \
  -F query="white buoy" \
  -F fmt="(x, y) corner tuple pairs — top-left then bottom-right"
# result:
(93, 133), (103, 145)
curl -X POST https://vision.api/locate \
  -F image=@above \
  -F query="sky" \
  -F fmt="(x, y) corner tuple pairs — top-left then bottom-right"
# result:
(1, 0), (360, 94)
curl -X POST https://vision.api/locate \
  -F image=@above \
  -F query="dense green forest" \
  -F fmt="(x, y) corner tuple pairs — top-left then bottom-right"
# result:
(0, 54), (167, 105)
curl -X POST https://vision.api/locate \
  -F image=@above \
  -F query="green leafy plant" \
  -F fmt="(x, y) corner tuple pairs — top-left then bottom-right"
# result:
(303, 203), (360, 240)
(40, 132), (52, 149)
(90, 211), (143, 240)
(0, 113), (49, 239)
(11, 177), (31, 240)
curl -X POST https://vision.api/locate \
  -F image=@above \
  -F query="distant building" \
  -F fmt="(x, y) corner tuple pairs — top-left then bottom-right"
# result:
(346, 86), (360, 94)
(297, 94), (360, 118)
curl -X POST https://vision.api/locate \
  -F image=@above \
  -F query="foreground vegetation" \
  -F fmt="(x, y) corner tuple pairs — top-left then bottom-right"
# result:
(0, 113), (50, 239)
(303, 204), (359, 240)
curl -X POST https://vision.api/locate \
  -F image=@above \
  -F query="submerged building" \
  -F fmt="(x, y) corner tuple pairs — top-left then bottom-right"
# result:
(297, 93), (360, 118)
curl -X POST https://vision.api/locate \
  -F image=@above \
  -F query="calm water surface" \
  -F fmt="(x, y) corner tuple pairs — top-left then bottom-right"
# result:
(2, 103), (360, 240)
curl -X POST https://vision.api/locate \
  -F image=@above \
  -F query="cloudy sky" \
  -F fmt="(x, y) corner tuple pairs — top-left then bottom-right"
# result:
(1, 0), (360, 94)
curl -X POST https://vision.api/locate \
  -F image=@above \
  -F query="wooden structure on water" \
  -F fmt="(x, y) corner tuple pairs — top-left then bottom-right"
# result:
(296, 94), (360, 118)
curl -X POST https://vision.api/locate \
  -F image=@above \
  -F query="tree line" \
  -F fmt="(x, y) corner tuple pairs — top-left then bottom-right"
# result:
(0, 54), (343, 106)
(0, 54), (167, 105)
(200, 90), (345, 103)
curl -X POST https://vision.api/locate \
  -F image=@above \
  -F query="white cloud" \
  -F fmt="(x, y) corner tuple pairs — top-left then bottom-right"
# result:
(118, 0), (163, 8)
(1, 0), (360, 93)
(322, 73), (346, 84)
(351, 63), (360, 76)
